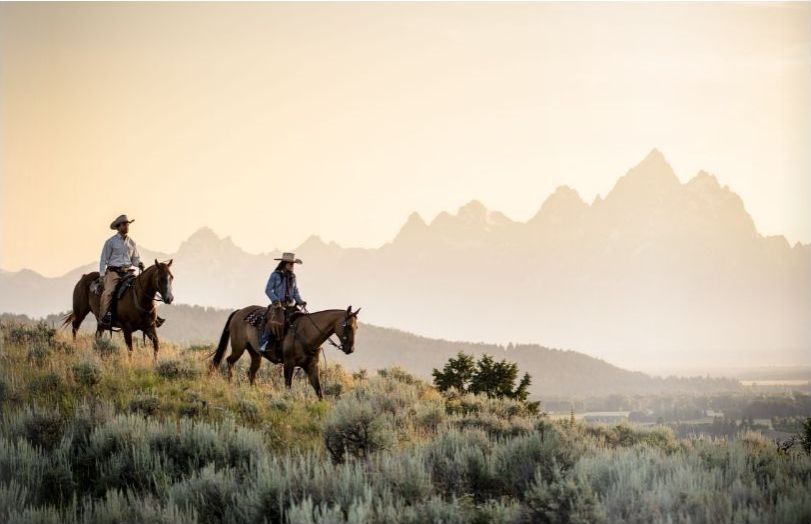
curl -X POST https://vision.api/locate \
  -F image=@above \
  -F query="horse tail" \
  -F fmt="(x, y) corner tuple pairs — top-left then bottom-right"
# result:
(60, 312), (74, 329)
(209, 310), (238, 370)
(63, 272), (97, 336)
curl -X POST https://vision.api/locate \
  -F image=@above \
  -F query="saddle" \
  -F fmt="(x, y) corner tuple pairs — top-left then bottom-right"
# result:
(245, 305), (304, 339)
(115, 273), (137, 299)
(90, 272), (136, 299)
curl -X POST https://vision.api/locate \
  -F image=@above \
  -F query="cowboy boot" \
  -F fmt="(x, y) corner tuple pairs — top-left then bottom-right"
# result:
(258, 329), (271, 353)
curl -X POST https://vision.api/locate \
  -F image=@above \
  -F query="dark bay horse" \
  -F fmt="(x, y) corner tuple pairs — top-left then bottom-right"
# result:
(62, 260), (175, 359)
(209, 306), (360, 399)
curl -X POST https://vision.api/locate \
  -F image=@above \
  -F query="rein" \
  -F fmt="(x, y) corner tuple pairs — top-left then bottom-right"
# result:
(299, 308), (348, 352)
(131, 268), (166, 315)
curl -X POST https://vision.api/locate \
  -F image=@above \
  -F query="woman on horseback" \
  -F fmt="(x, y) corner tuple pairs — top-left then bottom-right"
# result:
(259, 252), (306, 354)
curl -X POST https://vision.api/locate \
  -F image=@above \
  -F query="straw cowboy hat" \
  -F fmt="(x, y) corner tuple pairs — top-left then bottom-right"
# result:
(110, 215), (135, 229)
(274, 252), (303, 264)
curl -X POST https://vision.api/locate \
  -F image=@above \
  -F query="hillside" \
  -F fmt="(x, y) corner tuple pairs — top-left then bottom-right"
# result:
(1, 306), (740, 397)
(0, 321), (809, 523)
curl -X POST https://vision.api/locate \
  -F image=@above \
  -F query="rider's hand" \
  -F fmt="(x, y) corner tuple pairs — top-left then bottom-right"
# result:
(298, 301), (307, 308)
(138, 262), (145, 271)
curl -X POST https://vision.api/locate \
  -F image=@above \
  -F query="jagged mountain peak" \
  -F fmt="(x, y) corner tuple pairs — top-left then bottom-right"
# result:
(177, 226), (238, 255)
(186, 226), (221, 243)
(428, 199), (515, 234)
(642, 147), (667, 164)
(604, 148), (681, 204)
(295, 234), (340, 253)
(531, 186), (588, 224)
(628, 148), (679, 183)
(391, 211), (429, 245)
(457, 199), (487, 219)
(544, 185), (586, 208)
(404, 211), (427, 227)
(687, 170), (722, 191)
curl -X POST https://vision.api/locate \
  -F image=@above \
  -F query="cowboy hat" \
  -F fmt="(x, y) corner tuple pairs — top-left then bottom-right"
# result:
(274, 252), (303, 264)
(110, 215), (135, 229)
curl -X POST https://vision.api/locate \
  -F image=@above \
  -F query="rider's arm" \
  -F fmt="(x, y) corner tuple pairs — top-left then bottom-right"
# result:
(99, 239), (111, 275)
(292, 280), (304, 305)
(130, 239), (141, 269)
(265, 272), (281, 303)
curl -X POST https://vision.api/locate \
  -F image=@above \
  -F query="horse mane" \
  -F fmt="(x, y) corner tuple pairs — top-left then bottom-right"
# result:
(138, 262), (169, 283)
(307, 309), (348, 318)
(133, 263), (165, 298)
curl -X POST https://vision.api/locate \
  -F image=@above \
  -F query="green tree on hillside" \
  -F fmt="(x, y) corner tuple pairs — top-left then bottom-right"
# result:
(432, 352), (532, 401)
(432, 352), (475, 392)
(801, 417), (811, 455)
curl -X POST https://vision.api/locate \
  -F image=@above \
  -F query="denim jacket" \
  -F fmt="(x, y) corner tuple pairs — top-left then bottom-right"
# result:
(265, 270), (303, 304)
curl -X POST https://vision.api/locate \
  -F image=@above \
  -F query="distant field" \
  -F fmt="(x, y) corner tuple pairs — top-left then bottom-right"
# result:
(741, 379), (811, 387)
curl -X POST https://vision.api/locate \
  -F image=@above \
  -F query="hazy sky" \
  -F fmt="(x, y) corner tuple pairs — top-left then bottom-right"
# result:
(2, 2), (809, 277)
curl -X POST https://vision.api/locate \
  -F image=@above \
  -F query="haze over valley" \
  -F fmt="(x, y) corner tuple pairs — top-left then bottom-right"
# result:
(2, 150), (808, 373)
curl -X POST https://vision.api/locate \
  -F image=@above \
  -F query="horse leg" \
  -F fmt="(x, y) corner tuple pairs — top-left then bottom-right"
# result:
(306, 360), (323, 400)
(283, 362), (294, 390)
(123, 329), (134, 357)
(247, 348), (262, 386)
(226, 345), (245, 383)
(145, 328), (159, 362)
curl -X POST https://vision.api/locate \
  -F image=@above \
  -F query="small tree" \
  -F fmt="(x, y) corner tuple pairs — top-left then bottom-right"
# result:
(432, 352), (476, 392)
(432, 352), (532, 401)
(800, 417), (811, 455)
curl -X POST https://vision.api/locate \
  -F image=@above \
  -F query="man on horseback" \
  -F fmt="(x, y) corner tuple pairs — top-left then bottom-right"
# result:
(259, 252), (307, 357)
(98, 214), (144, 326)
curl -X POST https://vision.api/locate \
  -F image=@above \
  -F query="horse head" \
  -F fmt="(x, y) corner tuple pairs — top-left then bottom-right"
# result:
(150, 259), (175, 304)
(334, 305), (361, 354)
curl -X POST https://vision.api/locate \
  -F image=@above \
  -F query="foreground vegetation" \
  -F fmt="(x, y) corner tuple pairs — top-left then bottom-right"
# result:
(1, 321), (810, 523)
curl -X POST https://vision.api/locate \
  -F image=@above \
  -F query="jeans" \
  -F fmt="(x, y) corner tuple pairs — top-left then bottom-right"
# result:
(259, 329), (271, 349)
(100, 270), (122, 318)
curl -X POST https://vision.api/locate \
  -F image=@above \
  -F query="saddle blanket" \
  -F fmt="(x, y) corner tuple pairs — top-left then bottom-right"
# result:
(244, 308), (268, 328)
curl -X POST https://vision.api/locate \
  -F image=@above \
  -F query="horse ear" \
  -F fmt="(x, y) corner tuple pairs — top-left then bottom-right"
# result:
(154, 258), (159, 266)
(346, 305), (352, 315)
(167, 259), (173, 267)
(351, 307), (361, 317)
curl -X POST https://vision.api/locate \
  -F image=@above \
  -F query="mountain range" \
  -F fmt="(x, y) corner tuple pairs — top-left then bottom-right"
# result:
(2, 149), (809, 370)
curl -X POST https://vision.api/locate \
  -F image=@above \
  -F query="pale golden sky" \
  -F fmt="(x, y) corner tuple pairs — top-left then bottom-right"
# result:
(2, 2), (809, 276)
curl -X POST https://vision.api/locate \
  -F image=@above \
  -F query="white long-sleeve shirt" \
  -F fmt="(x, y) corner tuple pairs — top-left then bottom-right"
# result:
(99, 233), (141, 274)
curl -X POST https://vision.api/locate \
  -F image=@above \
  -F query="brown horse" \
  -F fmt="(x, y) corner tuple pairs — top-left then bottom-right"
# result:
(209, 306), (360, 398)
(62, 259), (175, 359)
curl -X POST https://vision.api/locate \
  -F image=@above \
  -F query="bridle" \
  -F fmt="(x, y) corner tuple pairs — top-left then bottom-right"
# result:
(132, 267), (170, 315)
(300, 307), (354, 353)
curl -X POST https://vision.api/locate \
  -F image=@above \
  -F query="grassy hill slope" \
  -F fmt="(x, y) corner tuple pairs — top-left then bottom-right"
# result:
(0, 320), (809, 523)
(3, 306), (741, 397)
